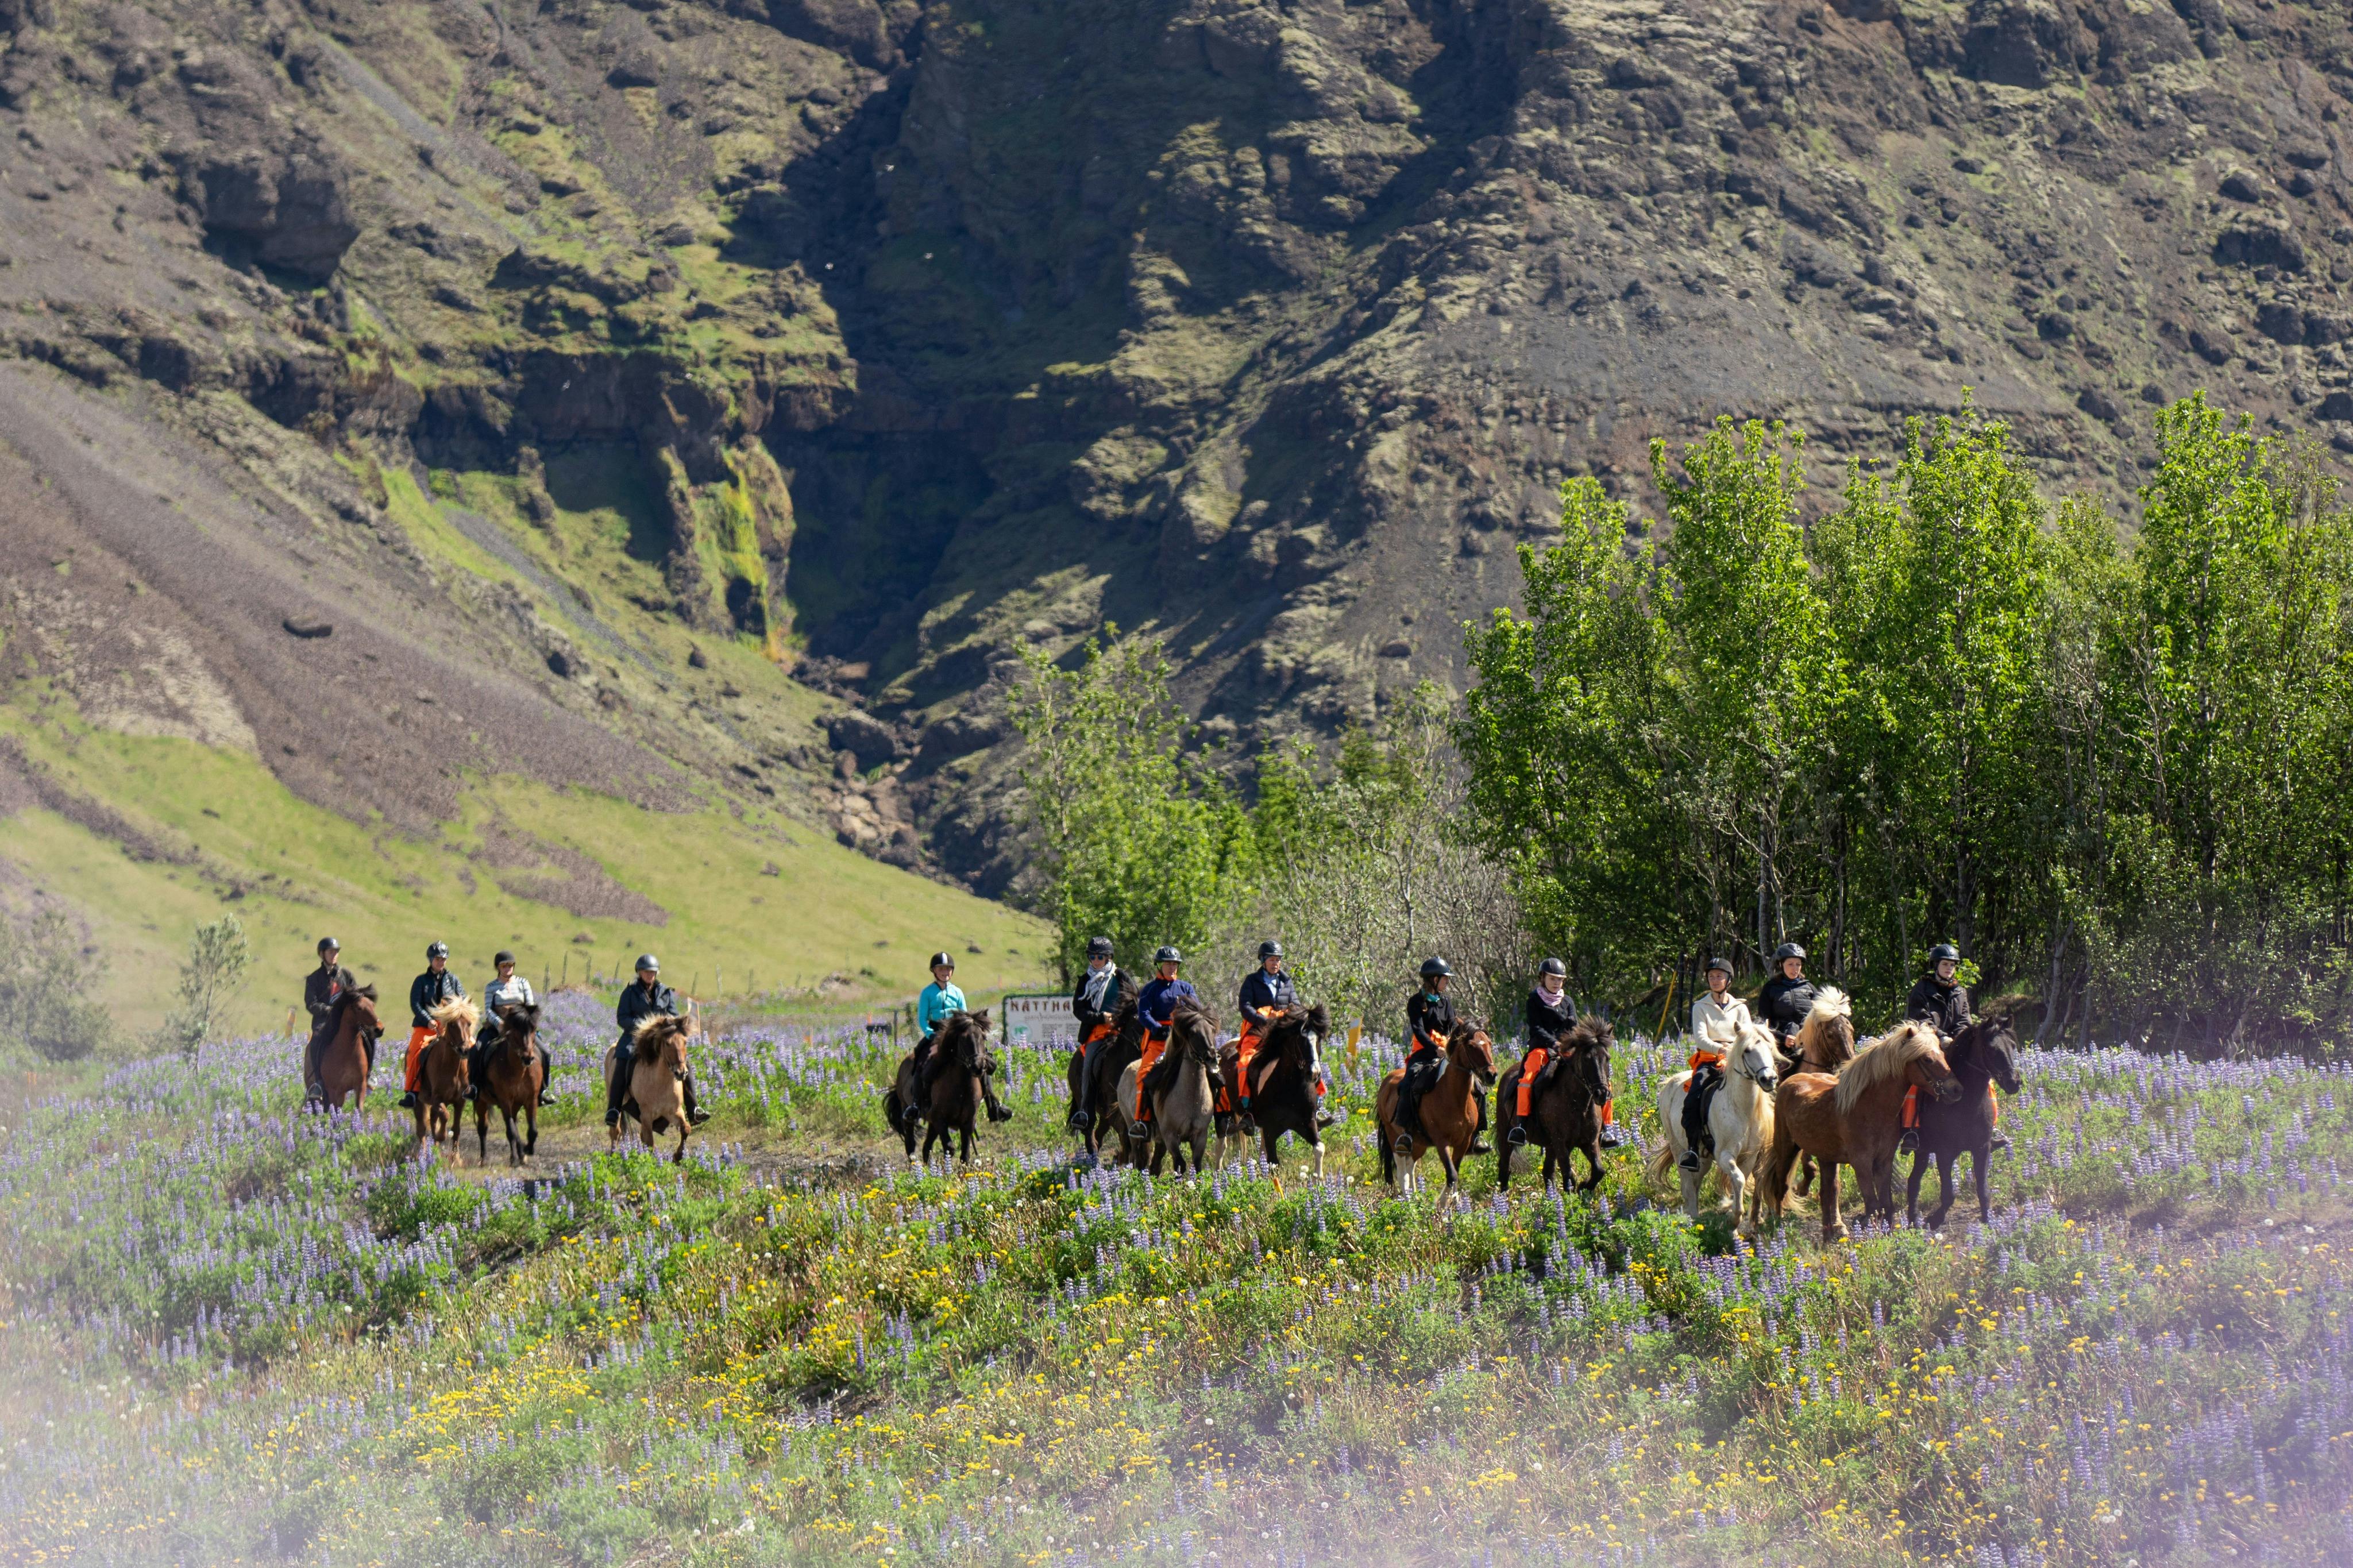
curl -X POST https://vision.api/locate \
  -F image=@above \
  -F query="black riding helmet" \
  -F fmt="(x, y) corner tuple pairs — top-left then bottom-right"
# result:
(1153, 945), (1182, 965)
(317, 936), (340, 955)
(494, 949), (516, 966)
(1259, 940), (1284, 960)
(1928, 943), (1961, 965)
(1419, 956), (1452, 981)
(1772, 941), (1806, 964)
(1538, 957), (1567, 978)
(426, 941), (449, 960)
(1086, 935), (1114, 960)
(928, 951), (956, 971)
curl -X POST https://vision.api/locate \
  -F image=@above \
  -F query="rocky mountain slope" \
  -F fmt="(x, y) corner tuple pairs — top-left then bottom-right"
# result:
(2, 0), (2348, 899)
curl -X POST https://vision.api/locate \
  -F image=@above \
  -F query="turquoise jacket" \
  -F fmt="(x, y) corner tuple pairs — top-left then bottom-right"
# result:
(917, 980), (967, 1038)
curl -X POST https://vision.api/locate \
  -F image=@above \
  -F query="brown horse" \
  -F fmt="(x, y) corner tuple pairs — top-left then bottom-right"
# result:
(472, 1003), (545, 1167)
(1376, 1021), (1497, 1212)
(1762, 1021), (1959, 1241)
(1065, 999), (1144, 1159)
(1496, 1015), (1614, 1194)
(886, 1009), (1004, 1167)
(307, 985), (383, 1113)
(1782, 987), (1854, 1198)
(412, 999), (476, 1157)
(1218, 1003), (1334, 1176)
(605, 1013), (696, 1164)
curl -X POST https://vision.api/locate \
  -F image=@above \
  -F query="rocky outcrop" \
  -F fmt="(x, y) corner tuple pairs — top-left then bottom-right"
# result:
(187, 153), (358, 281)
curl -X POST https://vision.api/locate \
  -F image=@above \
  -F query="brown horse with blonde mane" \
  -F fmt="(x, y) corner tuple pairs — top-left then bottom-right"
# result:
(1376, 1020), (1497, 1211)
(607, 1012), (697, 1164)
(472, 1002), (546, 1166)
(412, 998), (476, 1158)
(1761, 1021), (1959, 1241)
(307, 985), (383, 1112)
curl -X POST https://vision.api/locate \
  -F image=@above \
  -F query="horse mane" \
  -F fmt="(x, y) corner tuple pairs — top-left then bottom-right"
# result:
(500, 1002), (540, 1036)
(632, 1012), (694, 1050)
(1302, 1001), (1330, 1035)
(429, 997), (480, 1032)
(1561, 1015), (1614, 1052)
(1171, 998), (1220, 1036)
(327, 984), (377, 1024)
(1833, 1021), (1943, 1115)
(1797, 987), (1856, 1067)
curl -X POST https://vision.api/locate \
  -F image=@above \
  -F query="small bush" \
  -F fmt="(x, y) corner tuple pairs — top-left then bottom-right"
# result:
(0, 906), (113, 1061)
(155, 913), (251, 1057)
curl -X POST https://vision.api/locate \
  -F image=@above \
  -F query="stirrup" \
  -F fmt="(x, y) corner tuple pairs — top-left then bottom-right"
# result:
(1897, 1130), (1918, 1153)
(1065, 1110), (1090, 1132)
(687, 1107), (712, 1126)
(1129, 1121), (1150, 1141)
(1677, 1150), (1702, 1171)
(1393, 1131), (1414, 1152)
(1506, 1125), (1527, 1146)
(1988, 1131), (2010, 1151)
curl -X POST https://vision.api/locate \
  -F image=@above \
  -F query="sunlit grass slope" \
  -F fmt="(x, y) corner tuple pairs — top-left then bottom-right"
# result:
(0, 708), (1050, 1037)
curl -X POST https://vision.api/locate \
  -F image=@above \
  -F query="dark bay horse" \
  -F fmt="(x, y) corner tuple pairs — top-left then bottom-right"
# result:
(1496, 1015), (1614, 1194)
(473, 1003), (545, 1167)
(307, 985), (382, 1112)
(1218, 1002), (1333, 1176)
(413, 999), (475, 1158)
(886, 1009), (1004, 1167)
(1376, 1021), (1497, 1213)
(1904, 1013), (2022, 1226)
(1066, 999), (1144, 1159)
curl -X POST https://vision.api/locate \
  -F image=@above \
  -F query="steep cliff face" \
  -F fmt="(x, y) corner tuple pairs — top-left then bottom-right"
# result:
(2, 0), (2348, 894)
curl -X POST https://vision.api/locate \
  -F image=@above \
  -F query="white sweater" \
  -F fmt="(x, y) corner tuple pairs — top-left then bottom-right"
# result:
(1689, 991), (1752, 1044)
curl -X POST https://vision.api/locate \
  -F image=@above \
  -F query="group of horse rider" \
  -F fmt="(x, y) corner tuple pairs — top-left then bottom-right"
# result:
(1675, 940), (2004, 1171)
(297, 937), (708, 1126)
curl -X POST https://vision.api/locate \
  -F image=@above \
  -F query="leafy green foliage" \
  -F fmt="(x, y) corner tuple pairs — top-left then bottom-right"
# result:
(156, 913), (252, 1059)
(0, 905), (113, 1062)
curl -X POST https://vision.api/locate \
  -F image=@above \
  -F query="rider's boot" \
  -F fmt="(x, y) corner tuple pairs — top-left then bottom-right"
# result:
(603, 1052), (630, 1128)
(399, 1090), (420, 1110)
(683, 1074), (712, 1127)
(1466, 1089), (1492, 1156)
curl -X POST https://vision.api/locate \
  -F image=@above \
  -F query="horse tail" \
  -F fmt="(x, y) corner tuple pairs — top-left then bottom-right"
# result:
(1646, 1133), (1675, 1187)
(1379, 1131), (1395, 1184)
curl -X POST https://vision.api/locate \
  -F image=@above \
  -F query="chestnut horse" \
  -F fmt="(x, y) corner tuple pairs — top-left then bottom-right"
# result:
(307, 985), (383, 1113)
(1762, 1021), (1959, 1241)
(472, 1002), (546, 1167)
(1376, 1021), (1497, 1212)
(1783, 987), (1854, 1198)
(607, 1013), (696, 1164)
(1217, 1003), (1333, 1176)
(1904, 1013), (2023, 1226)
(1496, 1015), (1614, 1195)
(412, 999), (476, 1157)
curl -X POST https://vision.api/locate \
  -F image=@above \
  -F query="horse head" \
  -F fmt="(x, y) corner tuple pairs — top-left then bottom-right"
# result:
(1727, 1018), (1779, 1095)
(1797, 987), (1854, 1071)
(1171, 1002), (1223, 1084)
(1563, 1015), (1616, 1105)
(430, 997), (479, 1048)
(337, 984), (383, 1044)
(634, 1012), (696, 1072)
(1448, 1021), (1497, 1087)
(1957, 1014), (2022, 1095)
(1907, 1027), (1962, 1102)
(1292, 1001), (1332, 1087)
(498, 1003), (541, 1062)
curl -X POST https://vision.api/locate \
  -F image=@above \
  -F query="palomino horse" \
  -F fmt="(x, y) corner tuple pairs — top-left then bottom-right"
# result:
(472, 1002), (545, 1167)
(886, 1009), (1006, 1166)
(1497, 1015), (1615, 1194)
(1904, 1012), (2023, 1226)
(412, 999), (476, 1157)
(1117, 1002), (1226, 1175)
(1065, 999), (1144, 1160)
(1216, 1003), (1333, 1175)
(1376, 1021), (1497, 1212)
(606, 1013), (697, 1164)
(1650, 1017), (1780, 1237)
(1782, 987), (1854, 1198)
(1762, 1021), (1960, 1241)
(307, 985), (383, 1112)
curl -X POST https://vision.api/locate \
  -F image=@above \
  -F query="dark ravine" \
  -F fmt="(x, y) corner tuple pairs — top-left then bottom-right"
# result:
(2, 0), (2350, 896)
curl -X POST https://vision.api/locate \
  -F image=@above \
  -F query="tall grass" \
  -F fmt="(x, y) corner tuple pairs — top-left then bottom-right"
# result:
(3, 999), (2351, 1563)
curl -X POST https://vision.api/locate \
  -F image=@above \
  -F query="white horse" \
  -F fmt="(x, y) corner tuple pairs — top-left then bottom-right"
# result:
(1650, 1017), (1780, 1238)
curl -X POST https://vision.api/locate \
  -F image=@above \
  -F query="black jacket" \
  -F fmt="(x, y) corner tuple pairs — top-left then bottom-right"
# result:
(305, 964), (358, 1026)
(408, 968), (465, 1028)
(1757, 975), (1818, 1040)
(1238, 968), (1298, 1028)
(1905, 974), (1970, 1038)
(1071, 965), (1132, 1036)
(1525, 987), (1575, 1053)
(1406, 988), (1455, 1055)
(616, 978), (682, 1043)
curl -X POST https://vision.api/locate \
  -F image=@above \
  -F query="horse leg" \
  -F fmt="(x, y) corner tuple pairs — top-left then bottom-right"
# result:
(1969, 1145), (1992, 1222)
(673, 1115), (688, 1165)
(1436, 1146), (1461, 1214)
(500, 1105), (520, 1167)
(1820, 1161), (1847, 1242)
(1497, 1134), (1515, 1192)
(475, 1096), (491, 1163)
(523, 1102), (538, 1161)
(1905, 1148), (1930, 1226)
(1793, 1152), (1815, 1199)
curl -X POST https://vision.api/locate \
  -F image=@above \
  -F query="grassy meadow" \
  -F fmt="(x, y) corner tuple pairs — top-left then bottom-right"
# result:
(3, 991), (2351, 1565)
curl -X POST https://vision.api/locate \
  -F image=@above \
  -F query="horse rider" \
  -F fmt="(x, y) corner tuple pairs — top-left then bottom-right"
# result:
(1509, 957), (1572, 1147)
(302, 936), (358, 1094)
(1397, 957), (1487, 1153)
(1232, 940), (1296, 1133)
(399, 941), (466, 1110)
(470, 949), (555, 1107)
(1679, 957), (1748, 1171)
(905, 951), (969, 1119)
(604, 955), (711, 1129)
(1066, 936), (1129, 1131)
(1756, 941), (1818, 1055)
(1898, 943), (2004, 1152)
(1129, 947), (1197, 1138)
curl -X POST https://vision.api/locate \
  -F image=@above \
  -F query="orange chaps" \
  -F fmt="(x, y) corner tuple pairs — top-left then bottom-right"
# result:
(1516, 1048), (1549, 1118)
(1234, 1024), (1266, 1109)
(1135, 1029), (1167, 1121)
(1904, 1082), (2000, 1128)
(402, 1025), (435, 1092)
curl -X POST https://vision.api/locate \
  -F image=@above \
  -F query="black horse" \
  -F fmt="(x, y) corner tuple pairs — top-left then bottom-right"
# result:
(1221, 1002), (1334, 1174)
(1065, 998), (1144, 1158)
(1496, 1016), (1614, 1193)
(1904, 1012), (2023, 1226)
(886, 1009), (1008, 1166)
